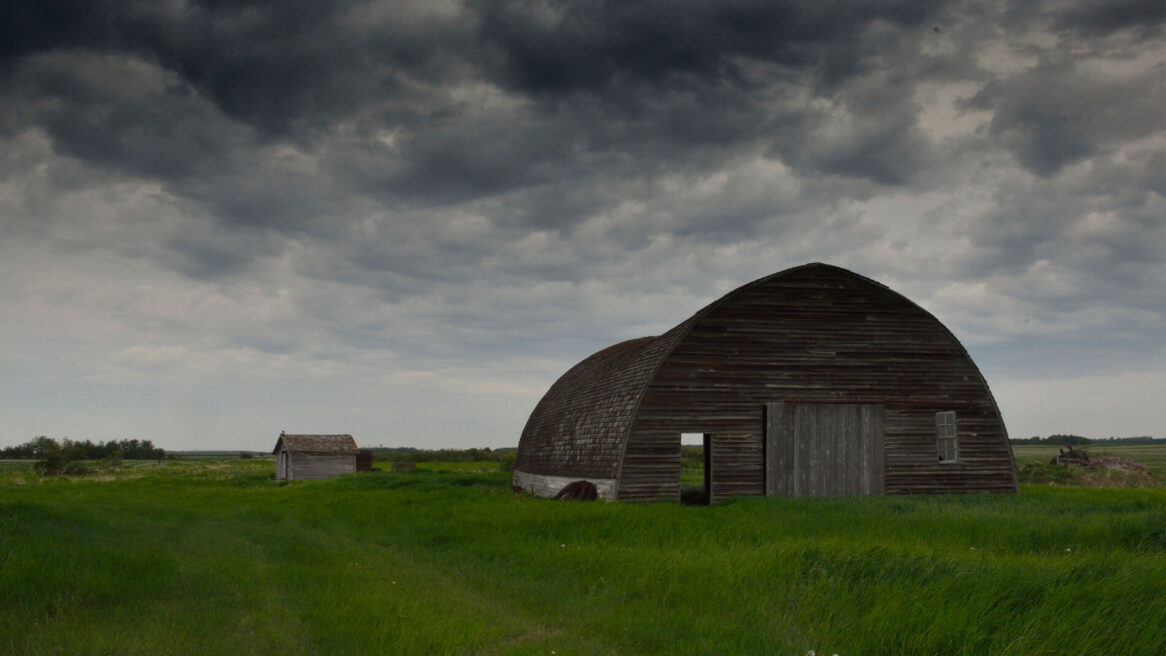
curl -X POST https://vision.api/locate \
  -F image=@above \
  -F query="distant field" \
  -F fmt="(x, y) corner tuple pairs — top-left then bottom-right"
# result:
(413, 460), (501, 473)
(2, 460), (1164, 655)
(1011, 443), (1166, 472)
(1011, 444), (1166, 488)
(0, 461), (33, 474)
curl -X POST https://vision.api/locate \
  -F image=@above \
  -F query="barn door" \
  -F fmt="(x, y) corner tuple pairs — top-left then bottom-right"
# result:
(766, 402), (884, 497)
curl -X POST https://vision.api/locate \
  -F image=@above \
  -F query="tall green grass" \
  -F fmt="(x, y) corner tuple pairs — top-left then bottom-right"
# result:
(2, 462), (1164, 655)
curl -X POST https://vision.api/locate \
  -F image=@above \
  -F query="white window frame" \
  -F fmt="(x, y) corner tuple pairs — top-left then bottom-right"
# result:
(936, 411), (959, 462)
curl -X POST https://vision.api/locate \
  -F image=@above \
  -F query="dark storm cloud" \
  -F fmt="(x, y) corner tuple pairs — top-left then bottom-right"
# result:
(964, 56), (1163, 177)
(476, 0), (947, 95)
(3, 52), (248, 180)
(1, 0), (476, 134)
(1050, 0), (1164, 38)
(3, 0), (964, 215)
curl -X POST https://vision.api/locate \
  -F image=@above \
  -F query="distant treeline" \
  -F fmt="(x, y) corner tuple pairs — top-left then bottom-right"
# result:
(1010, 435), (1165, 446)
(367, 447), (516, 463)
(1092, 436), (1166, 444)
(1, 436), (166, 461)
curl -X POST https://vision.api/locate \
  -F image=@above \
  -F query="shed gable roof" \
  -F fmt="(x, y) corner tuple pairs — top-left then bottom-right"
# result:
(273, 434), (357, 455)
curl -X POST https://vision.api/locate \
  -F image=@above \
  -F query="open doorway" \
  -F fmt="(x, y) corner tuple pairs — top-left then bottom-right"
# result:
(680, 432), (710, 505)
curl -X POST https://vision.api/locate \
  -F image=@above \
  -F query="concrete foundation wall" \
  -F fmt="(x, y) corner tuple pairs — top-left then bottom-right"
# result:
(512, 470), (618, 500)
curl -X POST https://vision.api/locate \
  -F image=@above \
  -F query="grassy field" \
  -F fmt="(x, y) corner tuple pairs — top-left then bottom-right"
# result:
(1012, 444), (1166, 488)
(0, 460), (38, 474)
(2, 459), (1165, 656)
(1012, 443), (1166, 472)
(413, 460), (502, 473)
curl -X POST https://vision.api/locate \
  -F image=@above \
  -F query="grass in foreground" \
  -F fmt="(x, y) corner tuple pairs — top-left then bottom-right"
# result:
(2, 462), (1164, 656)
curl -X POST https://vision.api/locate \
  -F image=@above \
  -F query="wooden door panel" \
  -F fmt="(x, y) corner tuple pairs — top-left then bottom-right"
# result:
(766, 402), (884, 497)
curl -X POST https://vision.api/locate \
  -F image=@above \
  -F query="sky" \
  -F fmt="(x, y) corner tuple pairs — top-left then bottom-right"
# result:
(1, 0), (1163, 451)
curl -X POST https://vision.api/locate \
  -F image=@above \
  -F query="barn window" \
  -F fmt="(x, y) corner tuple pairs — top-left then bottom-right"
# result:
(936, 411), (959, 462)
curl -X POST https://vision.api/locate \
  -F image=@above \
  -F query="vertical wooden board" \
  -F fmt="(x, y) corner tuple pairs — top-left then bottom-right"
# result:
(794, 406), (810, 495)
(765, 402), (792, 496)
(844, 405), (858, 495)
(810, 405), (824, 495)
(871, 405), (885, 494)
(820, 404), (834, 496)
(812, 405), (825, 496)
(841, 405), (857, 495)
(857, 406), (869, 494)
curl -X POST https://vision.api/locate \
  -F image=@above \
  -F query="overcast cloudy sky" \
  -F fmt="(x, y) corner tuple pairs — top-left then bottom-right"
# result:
(2, 0), (1163, 451)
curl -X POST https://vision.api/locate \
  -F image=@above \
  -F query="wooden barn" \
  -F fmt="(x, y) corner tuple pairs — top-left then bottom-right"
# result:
(273, 433), (358, 480)
(513, 263), (1018, 503)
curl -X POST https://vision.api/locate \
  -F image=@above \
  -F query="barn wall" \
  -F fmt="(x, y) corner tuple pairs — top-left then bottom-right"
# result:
(709, 433), (765, 503)
(618, 266), (1016, 501)
(289, 453), (355, 480)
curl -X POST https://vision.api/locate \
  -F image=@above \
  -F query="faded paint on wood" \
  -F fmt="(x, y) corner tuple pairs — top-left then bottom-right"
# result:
(512, 470), (618, 500)
(279, 452), (355, 480)
(766, 402), (883, 497)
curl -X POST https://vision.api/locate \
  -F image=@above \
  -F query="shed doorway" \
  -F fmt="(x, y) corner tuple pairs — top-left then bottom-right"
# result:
(766, 402), (885, 497)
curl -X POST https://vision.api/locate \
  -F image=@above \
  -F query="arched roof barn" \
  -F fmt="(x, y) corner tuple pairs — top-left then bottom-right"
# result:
(514, 263), (1018, 502)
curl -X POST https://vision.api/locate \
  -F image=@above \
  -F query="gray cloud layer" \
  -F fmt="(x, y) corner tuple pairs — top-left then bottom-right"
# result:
(2, 0), (1163, 447)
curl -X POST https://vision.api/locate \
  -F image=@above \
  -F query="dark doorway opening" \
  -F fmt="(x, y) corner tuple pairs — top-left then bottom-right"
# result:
(680, 432), (710, 505)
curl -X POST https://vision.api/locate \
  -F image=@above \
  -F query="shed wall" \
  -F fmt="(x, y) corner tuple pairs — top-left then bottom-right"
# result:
(289, 453), (355, 480)
(618, 266), (1016, 501)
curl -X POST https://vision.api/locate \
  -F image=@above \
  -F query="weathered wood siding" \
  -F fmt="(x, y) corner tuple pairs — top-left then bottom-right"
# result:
(766, 402), (885, 497)
(516, 318), (701, 489)
(618, 265), (1016, 501)
(287, 453), (355, 480)
(709, 433), (764, 503)
(515, 337), (657, 480)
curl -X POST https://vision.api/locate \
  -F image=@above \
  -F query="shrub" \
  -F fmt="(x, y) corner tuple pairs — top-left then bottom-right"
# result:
(33, 438), (84, 475)
(497, 452), (516, 473)
(64, 461), (92, 476)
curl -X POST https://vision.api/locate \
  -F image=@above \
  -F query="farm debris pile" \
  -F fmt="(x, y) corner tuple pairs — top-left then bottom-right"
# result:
(1050, 447), (1148, 472)
(1050, 446), (1092, 467)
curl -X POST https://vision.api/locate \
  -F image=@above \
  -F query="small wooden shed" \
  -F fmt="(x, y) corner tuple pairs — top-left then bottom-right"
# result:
(273, 433), (358, 480)
(514, 263), (1018, 503)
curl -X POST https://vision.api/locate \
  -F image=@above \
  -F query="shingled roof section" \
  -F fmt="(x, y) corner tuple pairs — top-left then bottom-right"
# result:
(515, 307), (706, 479)
(273, 434), (357, 455)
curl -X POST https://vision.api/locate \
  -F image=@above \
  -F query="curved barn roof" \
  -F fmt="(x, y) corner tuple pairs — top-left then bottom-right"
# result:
(515, 262), (1003, 482)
